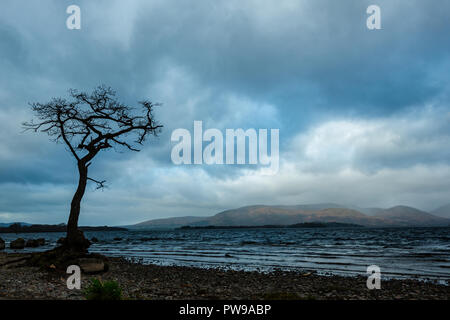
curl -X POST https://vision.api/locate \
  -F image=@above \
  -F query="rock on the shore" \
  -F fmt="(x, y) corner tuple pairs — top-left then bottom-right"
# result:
(78, 258), (106, 274)
(25, 239), (40, 248)
(91, 237), (99, 243)
(57, 237), (66, 244)
(10, 238), (25, 249)
(24, 238), (46, 247)
(0, 238), (5, 250)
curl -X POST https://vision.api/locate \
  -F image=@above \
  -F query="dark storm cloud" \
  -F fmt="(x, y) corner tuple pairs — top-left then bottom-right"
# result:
(125, 0), (450, 114)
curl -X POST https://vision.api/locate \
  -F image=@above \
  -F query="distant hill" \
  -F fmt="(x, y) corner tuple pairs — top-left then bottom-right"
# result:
(128, 216), (209, 230)
(128, 204), (450, 229)
(373, 205), (450, 226)
(355, 207), (385, 216)
(431, 204), (450, 219)
(0, 223), (127, 233)
(179, 222), (363, 229)
(0, 222), (32, 228)
(204, 206), (379, 226)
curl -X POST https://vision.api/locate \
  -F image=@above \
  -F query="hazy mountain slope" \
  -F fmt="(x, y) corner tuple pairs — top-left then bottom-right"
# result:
(203, 206), (383, 227)
(128, 204), (450, 229)
(373, 206), (450, 226)
(355, 207), (385, 216)
(281, 203), (385, 217)
(279, 203), (349, 211)
(431, 204), (450, 219)
(298, 208), (384, 226)
(205, 205), (305, 226)
(129, 216), (209, 229)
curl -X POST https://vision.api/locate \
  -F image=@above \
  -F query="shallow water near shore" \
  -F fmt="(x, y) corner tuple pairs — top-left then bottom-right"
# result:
(1, 226), (449, 283)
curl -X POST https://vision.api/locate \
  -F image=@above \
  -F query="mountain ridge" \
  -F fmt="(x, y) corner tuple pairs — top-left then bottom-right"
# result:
(127, 203), (450, 229)
(431, 203), (450, 219)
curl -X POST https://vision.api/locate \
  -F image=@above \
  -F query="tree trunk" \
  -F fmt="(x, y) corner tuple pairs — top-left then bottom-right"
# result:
(66, 161), (90, 250)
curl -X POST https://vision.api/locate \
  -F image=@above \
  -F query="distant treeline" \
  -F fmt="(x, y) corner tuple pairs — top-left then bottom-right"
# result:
(179, 222), (363, 230)
(0, 223), (127, 233)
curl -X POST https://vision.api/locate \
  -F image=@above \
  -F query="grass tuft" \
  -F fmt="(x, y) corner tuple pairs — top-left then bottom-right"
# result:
(83, 278), (122, 300)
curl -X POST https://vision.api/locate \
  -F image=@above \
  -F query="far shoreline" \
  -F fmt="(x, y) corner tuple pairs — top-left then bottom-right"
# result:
(177, 222), (364, 230)
(0, 224), (126, 234)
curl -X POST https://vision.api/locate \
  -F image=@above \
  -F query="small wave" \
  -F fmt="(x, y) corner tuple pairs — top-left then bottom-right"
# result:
(240, 241), (260, 245)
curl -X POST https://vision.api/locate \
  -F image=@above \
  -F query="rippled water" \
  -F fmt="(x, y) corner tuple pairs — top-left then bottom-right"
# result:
(2, 227), (449, 282)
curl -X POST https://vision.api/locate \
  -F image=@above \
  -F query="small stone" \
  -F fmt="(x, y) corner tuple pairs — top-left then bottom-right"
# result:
(10, 238), (25, 249)
(25, 239), (39, 248)
(78, 258), (106, 274)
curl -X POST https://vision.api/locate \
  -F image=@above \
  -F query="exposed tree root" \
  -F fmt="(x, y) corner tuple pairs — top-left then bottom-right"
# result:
(26, 245), (109, 274)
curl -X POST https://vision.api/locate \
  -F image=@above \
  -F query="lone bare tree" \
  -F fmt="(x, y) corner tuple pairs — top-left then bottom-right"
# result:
(23, 86), (162, 251)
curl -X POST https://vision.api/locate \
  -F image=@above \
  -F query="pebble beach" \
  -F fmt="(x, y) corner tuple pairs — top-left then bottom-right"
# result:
(0, 253), (448, 300)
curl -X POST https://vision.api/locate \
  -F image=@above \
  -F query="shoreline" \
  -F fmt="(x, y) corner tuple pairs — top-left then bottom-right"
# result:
(0, 253), (449, 300)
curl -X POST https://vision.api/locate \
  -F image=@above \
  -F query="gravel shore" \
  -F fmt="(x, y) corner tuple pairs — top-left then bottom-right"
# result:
(0, 253), (448, 300)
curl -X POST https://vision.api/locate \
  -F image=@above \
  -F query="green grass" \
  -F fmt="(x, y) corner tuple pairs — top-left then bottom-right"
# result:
(83, 278), (122, 300)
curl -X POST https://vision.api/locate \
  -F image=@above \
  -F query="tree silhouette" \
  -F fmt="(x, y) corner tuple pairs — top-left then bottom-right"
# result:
(23, 85), (162, 251)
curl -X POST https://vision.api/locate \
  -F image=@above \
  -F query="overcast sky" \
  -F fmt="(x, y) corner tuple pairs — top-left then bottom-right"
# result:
(1, 0), (449, 225)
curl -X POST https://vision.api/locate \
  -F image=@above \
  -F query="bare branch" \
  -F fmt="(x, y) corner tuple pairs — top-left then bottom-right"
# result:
(23, 85), (163, 164)
(87, 177), (107, 190)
